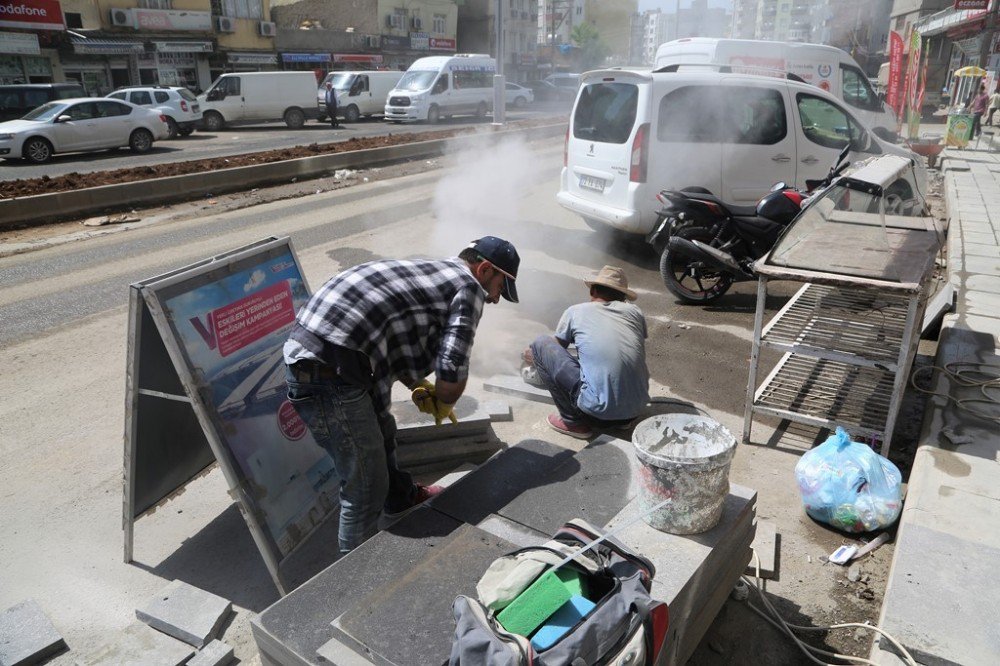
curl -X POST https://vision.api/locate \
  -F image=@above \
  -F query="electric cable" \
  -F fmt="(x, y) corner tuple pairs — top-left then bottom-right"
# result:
(909, 361), (1000, 423)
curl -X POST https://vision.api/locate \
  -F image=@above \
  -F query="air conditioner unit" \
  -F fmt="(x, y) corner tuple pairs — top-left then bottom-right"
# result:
(388, 14), (403, 29)
(259, 21), (276, 37)
(216, 16), (235, 33)
(411, 17), (422, 30)
(110, 8), (132, 27)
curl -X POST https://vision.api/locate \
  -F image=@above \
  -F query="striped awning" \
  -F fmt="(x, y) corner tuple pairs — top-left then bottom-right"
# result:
(71, 37), (145, 55)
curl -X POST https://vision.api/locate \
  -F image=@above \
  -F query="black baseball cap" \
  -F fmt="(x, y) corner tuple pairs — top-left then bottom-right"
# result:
(468, 236), (520, 303)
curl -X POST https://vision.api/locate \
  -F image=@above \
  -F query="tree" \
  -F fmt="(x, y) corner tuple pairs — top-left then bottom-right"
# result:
(571, 22), (609, 70)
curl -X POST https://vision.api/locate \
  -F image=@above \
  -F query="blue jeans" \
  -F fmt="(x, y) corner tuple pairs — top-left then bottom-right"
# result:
(285, 365), (414, 554)
(530, 335), (587, 426)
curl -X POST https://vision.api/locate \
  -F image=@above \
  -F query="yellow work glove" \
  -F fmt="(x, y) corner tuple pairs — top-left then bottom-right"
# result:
(410, 380), (458, 425)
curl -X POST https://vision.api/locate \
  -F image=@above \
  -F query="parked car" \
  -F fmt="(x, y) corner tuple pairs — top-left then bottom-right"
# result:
(106, 86), (201, 138)
(316, 70), (405, 122)
(0, 97), (169, 164)
(544, 73), (581, 95)
(527, 80), (575, 102)
(198, 72), (320, 130)
(557, 68), (926, 235)
(0, 83), (85, 122)
(504, 82), (534, 108)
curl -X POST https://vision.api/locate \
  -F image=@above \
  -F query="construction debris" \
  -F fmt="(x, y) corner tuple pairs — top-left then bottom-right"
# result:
(0, 599), (66, 666)
(135, 580), (232, 648)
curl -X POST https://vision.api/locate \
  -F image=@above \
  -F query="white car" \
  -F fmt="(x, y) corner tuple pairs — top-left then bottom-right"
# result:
(505, 82), (534, 108)
(107, 86), (201, 138)
(0, 97), (169, 164)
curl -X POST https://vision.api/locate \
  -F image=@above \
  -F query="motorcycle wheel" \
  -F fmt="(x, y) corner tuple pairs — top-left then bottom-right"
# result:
(660, 226), (734, 304)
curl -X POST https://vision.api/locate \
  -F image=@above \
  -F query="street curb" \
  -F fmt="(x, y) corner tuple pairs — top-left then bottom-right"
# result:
(0, 122), (565, 231)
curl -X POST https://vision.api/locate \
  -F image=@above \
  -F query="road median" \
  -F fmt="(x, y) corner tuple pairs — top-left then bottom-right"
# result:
(0, 122), (564, 231)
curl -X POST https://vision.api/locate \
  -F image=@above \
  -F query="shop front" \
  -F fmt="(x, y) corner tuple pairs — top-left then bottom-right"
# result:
(281, 52), (330, 73)
(331, 54), (384, 71)
(210, 51), (278, 81)
(0, 31), (55, 84)
(65, 36), (145, 95)
(145, 41), (213, 91)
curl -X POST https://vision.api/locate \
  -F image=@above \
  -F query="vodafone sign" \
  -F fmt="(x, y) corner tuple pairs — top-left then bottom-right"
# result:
(0, 0), (65, 31)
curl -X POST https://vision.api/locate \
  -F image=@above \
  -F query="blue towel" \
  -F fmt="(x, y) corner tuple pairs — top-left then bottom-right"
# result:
(529, 595), (596, 651)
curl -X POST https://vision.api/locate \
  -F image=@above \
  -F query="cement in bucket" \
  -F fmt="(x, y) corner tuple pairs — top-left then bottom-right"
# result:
(631, 413), (737, 534)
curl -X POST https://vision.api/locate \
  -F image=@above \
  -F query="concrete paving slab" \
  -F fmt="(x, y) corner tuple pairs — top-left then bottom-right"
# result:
(252, 507), (466, 666)
(966, 274), (1000, 293)
(745, 520), (778, 580)
(328, 524), (515, 666)
(0, 598), (66, 666)
(187, 639), (234, 666)
(84, 623), (195, 666)
(876, 523), (1000, 666)
(962, 242), (1000, 258)
(901, 479), (1000, 549)
(962, 290), (1000, 318)
(392, 396), (511, 433)
(135, 580), (232, 648)
(960, 254), (1000, 274)
(433, 462), (477, 488)
(476, 512), (549, 548)
(483, 373), (555, 404)
(395, 433), (496, 470)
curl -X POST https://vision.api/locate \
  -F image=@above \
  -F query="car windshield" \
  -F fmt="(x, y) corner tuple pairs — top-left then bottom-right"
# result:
(325, 73), (355, 90)
(22, 102), (65, 121)
(396, 70), (437, 91)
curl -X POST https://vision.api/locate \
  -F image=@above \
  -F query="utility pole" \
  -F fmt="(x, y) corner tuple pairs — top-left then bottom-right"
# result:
(493, 0), (506, 125)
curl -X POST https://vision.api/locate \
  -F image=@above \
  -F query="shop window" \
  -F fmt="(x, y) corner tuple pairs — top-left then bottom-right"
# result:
(65, 12), (83, 29)
(433, 14), (446, 34)
(223, 0), (262, 20)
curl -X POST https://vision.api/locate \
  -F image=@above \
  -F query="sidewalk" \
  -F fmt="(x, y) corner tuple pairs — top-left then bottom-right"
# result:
(871, 144), (1000, 665)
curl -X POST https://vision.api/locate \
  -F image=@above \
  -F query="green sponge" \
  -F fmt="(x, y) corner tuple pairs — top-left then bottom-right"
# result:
(555, 567), (587, 599)
(497, 570), (573, 637)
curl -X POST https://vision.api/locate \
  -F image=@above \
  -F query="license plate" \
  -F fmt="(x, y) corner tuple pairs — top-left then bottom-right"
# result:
(579, 175), (605, 192)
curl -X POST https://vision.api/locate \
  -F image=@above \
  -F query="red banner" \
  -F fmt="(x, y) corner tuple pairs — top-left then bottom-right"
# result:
(429, 37), (456, 51)
(211, 281), (295, 358)
(954, 0), (988, 9)
(887, 31), (904, 116)
(0, 0), (64, 30)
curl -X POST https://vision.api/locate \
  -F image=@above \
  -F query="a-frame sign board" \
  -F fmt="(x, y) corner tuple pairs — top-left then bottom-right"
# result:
(123, 237), (340, 594)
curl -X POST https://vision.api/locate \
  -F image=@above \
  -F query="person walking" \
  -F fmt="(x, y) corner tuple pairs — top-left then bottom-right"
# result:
(987, 87), (1000, 127)
(283, 236), (520, 554)
(971, 83), (989, 138)
(524, 265), (649, 439)
(324, 81), (340, 128)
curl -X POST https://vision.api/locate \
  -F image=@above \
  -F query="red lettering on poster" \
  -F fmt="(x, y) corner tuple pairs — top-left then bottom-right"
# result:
(887, 32), (904, 116)
(211, 281), (295, 357)
(277, 400), (307, 440)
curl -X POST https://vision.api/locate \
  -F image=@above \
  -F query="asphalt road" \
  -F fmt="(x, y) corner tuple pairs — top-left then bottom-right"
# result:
(0, 100), (571, 182)
(0, 135), (882, 665)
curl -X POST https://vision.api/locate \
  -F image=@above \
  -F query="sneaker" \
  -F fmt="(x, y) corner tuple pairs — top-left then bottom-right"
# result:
(380, 484), (444, 527)
(546, 413), (593, 439)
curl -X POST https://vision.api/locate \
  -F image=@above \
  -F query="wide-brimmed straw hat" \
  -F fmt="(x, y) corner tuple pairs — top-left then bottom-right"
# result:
(585, 265), (637, 301)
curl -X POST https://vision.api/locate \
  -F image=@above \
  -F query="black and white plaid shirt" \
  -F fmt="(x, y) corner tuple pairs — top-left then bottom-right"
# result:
(283, 257), (486, 416)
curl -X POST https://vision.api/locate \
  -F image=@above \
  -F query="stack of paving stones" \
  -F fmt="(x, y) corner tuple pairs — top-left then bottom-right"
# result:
(393, 396), (513, 475)
(84, 580), (234, 666)
(869, 152), (1000, 666)
(251, 435), (756, 666)
(0, 599), (67, 665)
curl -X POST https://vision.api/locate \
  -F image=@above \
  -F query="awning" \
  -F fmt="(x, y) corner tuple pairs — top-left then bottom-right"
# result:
(912, 7), (988, 37)
(70, 37), (145, 55)
(227, 52), (277, 65)
(332, 54), (383, 63)
(153, 41), (213, 53)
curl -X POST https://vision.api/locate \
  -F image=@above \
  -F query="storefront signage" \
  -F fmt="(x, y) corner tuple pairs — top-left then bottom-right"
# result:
(887, 31), (903, 116)
(429, 37), (455, 51)
(0, 0), (64, 31)
(0, 30), (38, 55)
(153, 41), (213, 53)
(382, 34), (409, 50)
(333, 53), (384, 63)
(954, 0), (988, 9)
(133, 8), (212, 32)
(282, 52), (331, 63)
(228, 52), (277, 65)
(410, 32), (429, 50)
(519, 53), (536, 66)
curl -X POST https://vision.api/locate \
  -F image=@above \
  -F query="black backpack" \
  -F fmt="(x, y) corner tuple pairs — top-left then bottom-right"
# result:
(449, 519), (669, 666)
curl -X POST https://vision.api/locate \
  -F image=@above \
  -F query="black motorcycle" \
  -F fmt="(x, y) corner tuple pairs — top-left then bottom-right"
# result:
(646, 145), (851, 304)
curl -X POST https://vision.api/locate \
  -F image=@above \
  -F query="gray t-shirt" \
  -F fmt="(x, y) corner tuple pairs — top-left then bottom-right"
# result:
(556, 301), (650, 420)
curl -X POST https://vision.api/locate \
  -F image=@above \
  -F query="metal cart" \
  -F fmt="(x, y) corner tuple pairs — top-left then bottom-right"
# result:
(742, 156), (943, 457)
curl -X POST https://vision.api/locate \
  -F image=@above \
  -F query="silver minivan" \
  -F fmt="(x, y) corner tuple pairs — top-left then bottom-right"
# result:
(557, 69), (926, 235)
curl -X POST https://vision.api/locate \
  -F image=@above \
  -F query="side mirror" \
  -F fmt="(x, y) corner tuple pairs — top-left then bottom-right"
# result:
(56, 114), (72, 123)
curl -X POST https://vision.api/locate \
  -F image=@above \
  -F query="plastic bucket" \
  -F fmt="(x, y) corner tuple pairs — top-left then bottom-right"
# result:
(631, 413), (737, 534)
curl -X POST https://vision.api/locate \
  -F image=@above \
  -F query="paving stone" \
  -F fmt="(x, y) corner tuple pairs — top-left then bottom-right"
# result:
(0, 599), (66, 666)
(395, 434), (498, 476)
(187, 639), (234, 666)
(252, 507), (466, 666)
(745, 520), (779, 580)
(395, 411), (493, 442)
(84, 623), (194, 666)
(433, 462), (477, 489)
(483, 373), (555, 404)
(135, 580), (232, 648)
(328, 524), (516, 666)
(476, 512), (549, 548)
(392, 396), (512, 435)
(876, 523), (1000, 666)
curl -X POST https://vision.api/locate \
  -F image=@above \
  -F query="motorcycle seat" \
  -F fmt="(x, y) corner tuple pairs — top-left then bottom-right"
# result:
(687, 192), (758, 217)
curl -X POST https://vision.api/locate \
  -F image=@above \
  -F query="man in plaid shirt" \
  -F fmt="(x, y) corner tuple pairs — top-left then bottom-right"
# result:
(284, 236), (520, 554)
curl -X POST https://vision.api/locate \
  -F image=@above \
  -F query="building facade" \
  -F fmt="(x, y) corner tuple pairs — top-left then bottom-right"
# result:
(0, 0), (66, 85)
(459, 0), (538, 82)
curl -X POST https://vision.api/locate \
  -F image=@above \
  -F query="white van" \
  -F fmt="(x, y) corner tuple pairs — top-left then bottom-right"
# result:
(316, 70), (404, 123)
(384, 54), (495, 123)
(655, 39), (897, 140)
(557, 69), (926, 235)
(198, 72), (319, 131)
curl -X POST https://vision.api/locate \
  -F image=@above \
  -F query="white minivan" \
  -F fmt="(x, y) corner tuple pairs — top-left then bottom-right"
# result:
(317, 70), (404, 123)
(655, 38), (898, 141)
(384, 54), (495, 124)
(557, 69), (926, 235)
(198, 72), (319, 131)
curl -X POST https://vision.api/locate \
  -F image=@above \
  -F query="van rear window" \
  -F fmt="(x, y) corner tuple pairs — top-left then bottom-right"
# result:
(573, 82), (638, 144)
(657, 85), (787, 145)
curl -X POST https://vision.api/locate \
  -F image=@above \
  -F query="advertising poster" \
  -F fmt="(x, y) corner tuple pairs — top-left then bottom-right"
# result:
(887, 32), (904, 117)
(905, 31), (924, 140)
(160, 250), (339, 557)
